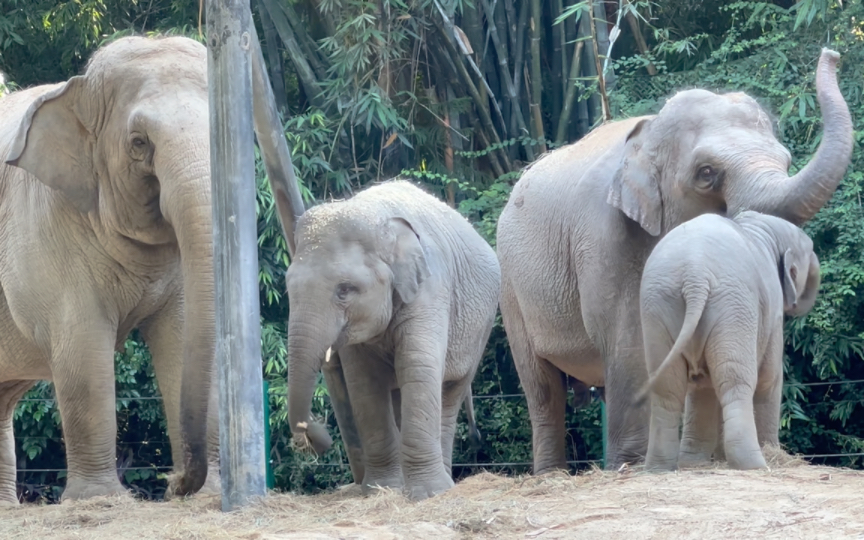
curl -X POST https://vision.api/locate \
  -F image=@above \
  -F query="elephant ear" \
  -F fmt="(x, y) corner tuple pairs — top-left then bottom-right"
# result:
(5, 76), (98, 213)
(780, 248), (800, 312)
(388, 217), (431, 304)
(607, 118), (662, 236)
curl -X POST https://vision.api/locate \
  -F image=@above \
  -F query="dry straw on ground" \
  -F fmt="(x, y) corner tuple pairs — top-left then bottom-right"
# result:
(3, 446), (863, 539)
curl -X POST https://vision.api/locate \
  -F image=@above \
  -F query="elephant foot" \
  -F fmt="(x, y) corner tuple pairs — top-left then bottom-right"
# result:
(336, 482), (364, 497)
(404, 473), (455, 501)
(60, 476), (128, 503)
(360, 470), (404, 496)
(677, 449), (714, 468)
(196, 463), (222, 497)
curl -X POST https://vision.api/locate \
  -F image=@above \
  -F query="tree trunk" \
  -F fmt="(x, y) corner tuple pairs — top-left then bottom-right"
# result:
(623, 0), (657, 76)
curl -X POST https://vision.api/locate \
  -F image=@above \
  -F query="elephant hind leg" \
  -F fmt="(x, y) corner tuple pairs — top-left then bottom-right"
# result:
(706, 334), (766, 470)
(500, 279), (567, 475)
(440, 378), (473, 477)
(678, 384), (721, 467)
(0, 380), (35, 505)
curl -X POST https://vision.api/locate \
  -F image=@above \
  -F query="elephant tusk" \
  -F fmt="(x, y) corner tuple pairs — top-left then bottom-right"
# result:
(296, 421), (308, 430)
(325, 347), (332, 363)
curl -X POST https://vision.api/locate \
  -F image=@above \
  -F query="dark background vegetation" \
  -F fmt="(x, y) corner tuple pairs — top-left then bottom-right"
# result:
(1, 0), (862, 502)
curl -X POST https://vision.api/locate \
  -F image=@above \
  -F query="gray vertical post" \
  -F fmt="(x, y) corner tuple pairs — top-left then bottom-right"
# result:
(206, 0), (267, 511)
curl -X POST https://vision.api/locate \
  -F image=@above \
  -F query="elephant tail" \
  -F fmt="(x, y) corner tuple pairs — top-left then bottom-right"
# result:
(634, 285), (709, 406)
(463, 389), (483, 450)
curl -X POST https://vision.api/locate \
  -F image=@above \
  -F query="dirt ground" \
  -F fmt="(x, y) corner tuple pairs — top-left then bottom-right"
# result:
(3, 449), (864, 540)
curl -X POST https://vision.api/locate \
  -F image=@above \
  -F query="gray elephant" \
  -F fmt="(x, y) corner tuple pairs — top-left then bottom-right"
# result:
(0, 36), (221, 503)
(283, 179), (500, 500)
(636, 211), (819, 471)
(495, 48), (852, 473)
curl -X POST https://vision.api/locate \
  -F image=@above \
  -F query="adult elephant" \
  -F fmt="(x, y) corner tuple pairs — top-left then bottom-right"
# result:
(0, 36), (221, 503)
(496, 48), (853, 473)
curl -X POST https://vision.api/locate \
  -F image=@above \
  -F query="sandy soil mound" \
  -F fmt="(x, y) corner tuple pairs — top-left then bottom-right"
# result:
(3, 448), (863, 539)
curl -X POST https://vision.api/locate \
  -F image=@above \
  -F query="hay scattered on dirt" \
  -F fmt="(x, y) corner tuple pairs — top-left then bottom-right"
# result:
(4, 448), (864, 539)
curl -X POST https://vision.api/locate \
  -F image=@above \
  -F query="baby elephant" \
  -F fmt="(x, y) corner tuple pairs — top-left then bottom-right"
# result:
(284, 179), (500, 500)
(637, 211), (820, 471)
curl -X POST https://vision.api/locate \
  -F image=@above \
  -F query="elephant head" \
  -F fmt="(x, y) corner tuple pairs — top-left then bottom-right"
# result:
(284, 204), (430, 453)
(4, 37), (215, 495)
(608, 48), (852, 236)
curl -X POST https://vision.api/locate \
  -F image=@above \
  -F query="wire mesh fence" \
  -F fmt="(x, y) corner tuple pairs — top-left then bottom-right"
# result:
(14, 378), (864, 477)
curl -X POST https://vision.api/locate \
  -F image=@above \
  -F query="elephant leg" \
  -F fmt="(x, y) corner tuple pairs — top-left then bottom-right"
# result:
(678, 384), (721, 466)
(393, 322), (453, 501)
(322, 351), (365, 486)
(141, 302), (220, 498)
(51, 323), (126, 502)
(440, 378), (472, 477)
(602, 316), (651, 469)
(753, 329), (783, 449)
(0, 380), (35, 505)
(500, 279), (567, 474)
(707, 337), (766, 470)
(391, 388), (402, 432)
(643, 329), (687, 471)
(339, 346), (402, 494)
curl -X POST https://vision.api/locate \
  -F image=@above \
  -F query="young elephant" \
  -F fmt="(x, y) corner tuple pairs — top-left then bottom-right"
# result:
(285, 179), (500, 500)
(637, 211), (820, 470)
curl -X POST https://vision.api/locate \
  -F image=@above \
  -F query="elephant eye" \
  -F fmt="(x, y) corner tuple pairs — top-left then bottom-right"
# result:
(336, 283), (357, 300)
(132, 137), (148, 149)
(695, 165), (719, 188)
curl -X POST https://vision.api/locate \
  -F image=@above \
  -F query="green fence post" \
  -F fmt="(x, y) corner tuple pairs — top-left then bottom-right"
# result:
(263, 379), (274, 490)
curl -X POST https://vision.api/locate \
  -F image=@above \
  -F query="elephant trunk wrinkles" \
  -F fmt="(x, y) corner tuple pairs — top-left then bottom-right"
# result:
(746, 49), (853, 225)
(287, 315), (336, 454)
(163, 162), (216, 495)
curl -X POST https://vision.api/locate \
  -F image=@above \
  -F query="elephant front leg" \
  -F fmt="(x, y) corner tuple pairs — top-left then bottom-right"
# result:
(142, 302), (220, 499)
(678, 384), (721, 467)
(339, 347), (403, 495)
(322, 351), (365, 486)
(0, 380), (35, 505)
(51, 324), (127, 501)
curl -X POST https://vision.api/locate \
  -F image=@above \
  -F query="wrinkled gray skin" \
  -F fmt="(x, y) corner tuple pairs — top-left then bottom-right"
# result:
(284, 180), (500, 501)
(637, 211), (820, 471)
(496, 49), (852, 473)
(0, 37), (220, 503)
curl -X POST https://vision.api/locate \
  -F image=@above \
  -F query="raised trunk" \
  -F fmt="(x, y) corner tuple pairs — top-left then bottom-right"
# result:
(743, 49), (853, 225)
(163, 170), (216, 495)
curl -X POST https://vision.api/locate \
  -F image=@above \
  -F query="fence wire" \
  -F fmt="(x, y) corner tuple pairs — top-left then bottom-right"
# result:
(14, 379), (864, 477)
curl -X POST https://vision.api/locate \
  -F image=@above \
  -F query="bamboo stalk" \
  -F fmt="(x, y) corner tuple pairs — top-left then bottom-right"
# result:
(257, 0), (289, 114)
(588, 0), (611, 122)
(278, 0), (329, 81)
(551, 0), (564, 135)
(593, 0), (616, 91)
(578, 5), (600, 124)
(529, 0), (548, 155)
(259, 0), (325, 110)
(504, 0), (518, 62)
(555, 38), (584, 144)
(623, 0), (657, 75)
(481, 0), (534, 161)
(431, 9), (512, 172)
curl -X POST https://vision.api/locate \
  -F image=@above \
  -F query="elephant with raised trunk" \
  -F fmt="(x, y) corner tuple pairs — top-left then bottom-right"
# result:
(496, 48), (852, 473)
(0, 36), (220, 503)
(637, 211), (820, 471)
(283, 180), (500, 501)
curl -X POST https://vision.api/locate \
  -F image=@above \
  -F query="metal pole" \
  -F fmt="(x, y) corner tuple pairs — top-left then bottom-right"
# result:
(206, 0), (267, 511)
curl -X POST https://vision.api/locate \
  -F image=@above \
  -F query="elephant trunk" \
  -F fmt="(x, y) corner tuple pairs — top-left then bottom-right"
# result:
(162, 159), (216, 496)
(287, 314), (336, 455)
(744, 49), (853, 225)
(787, 253), (821, 317)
